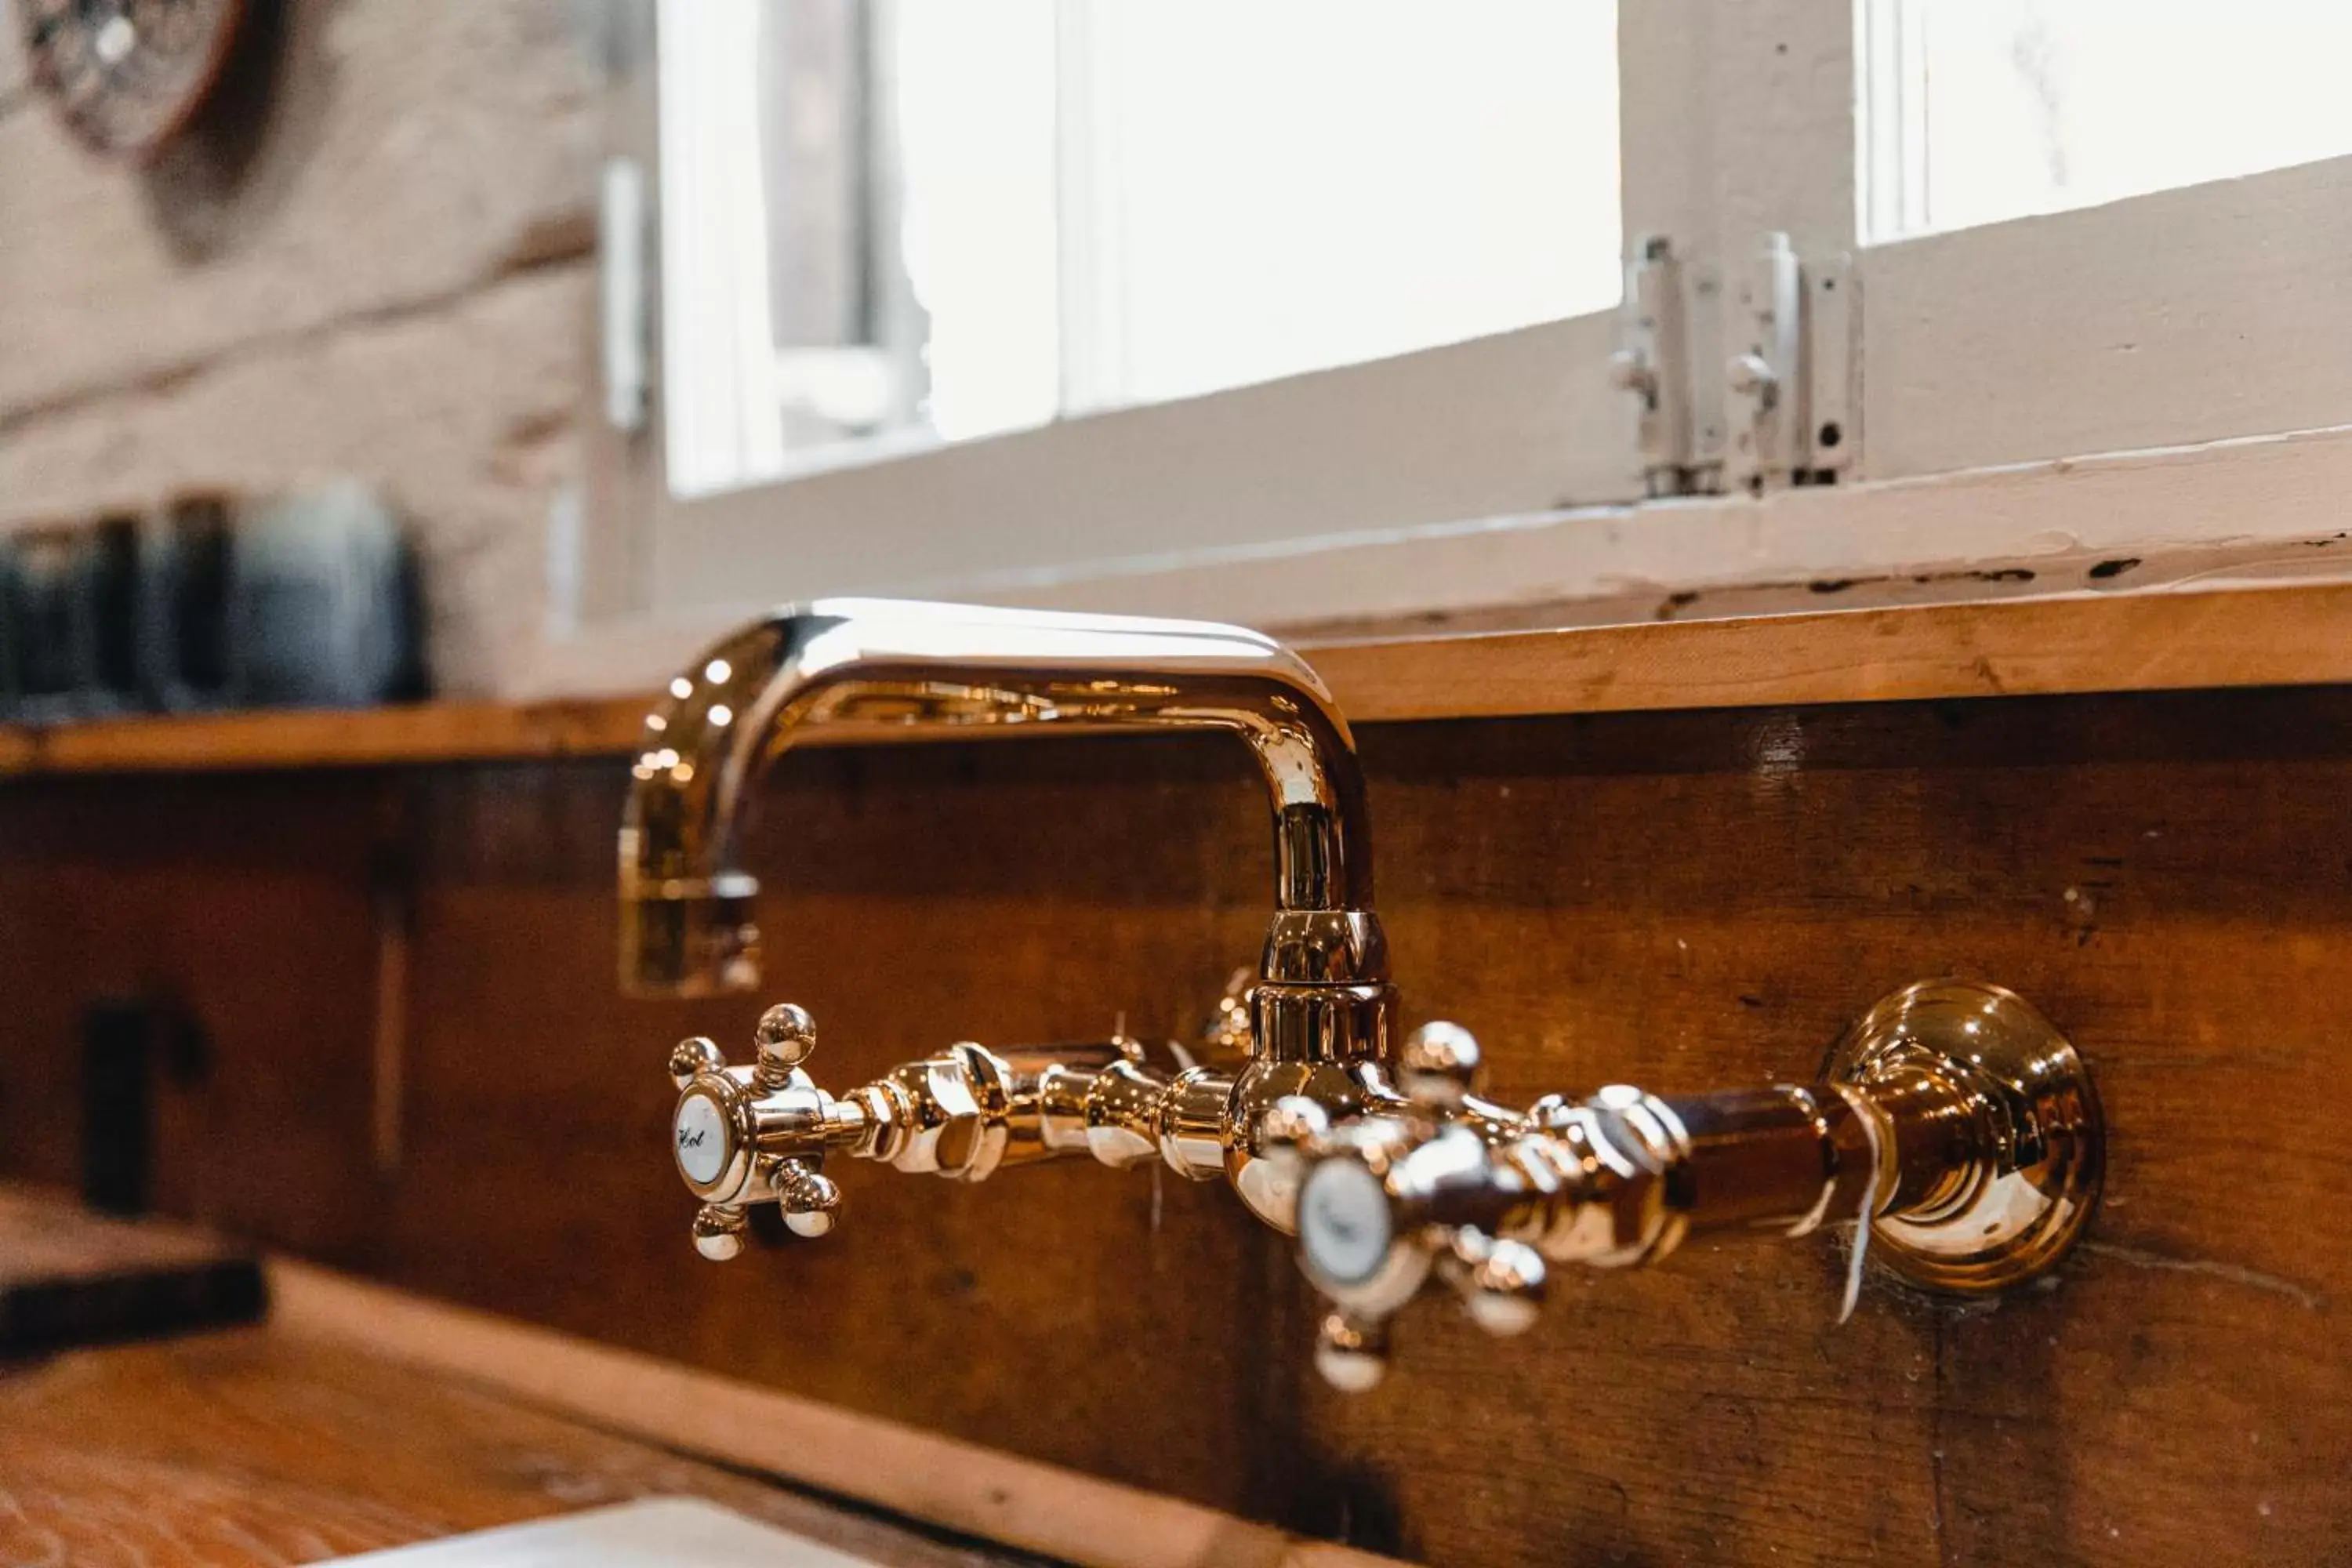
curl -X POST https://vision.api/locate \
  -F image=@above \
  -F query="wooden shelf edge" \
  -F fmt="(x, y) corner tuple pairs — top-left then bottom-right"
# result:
(0, 695), (653, 777)
(1322, 581), (2352, 724)
(3, 585), (2345, 775)
(267, 1260), (1403, 1568)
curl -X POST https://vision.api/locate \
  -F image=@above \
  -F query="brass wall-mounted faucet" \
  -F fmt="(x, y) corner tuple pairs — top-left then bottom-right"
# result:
(628, 600), (2102, 1388)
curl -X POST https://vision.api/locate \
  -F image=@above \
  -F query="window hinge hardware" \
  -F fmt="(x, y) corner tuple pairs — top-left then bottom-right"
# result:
(1610, 234), (1704, 498)
(1724, 234), (1857, 490)
(600, 154), (652, 435)
(1807, 250), (1858, 481)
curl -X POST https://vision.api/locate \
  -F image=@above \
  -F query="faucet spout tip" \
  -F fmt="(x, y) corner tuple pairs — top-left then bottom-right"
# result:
(619, 873), (764, 998)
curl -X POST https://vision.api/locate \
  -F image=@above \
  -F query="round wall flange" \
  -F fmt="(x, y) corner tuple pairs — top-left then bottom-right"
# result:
(1828, 978), (2103, 1294)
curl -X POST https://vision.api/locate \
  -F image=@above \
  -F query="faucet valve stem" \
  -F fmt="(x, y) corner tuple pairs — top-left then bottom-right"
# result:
(1289, 980), (2103, 1388)
(666, 995), (1257, 1255)
(666, 1004), (866, 1258)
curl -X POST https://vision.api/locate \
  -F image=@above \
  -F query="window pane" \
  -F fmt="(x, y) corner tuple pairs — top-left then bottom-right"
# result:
(659, 0), (1620, 499)
(1860, 0), (2352, 244)
(1057, 1), (1621, 413)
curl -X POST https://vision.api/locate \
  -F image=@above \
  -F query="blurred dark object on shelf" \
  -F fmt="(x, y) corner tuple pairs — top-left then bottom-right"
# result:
(228, 481), (426, 709)
(1, 482), (426, 724)
(137, 494), (237, 712)
(3, 518), (138, 723)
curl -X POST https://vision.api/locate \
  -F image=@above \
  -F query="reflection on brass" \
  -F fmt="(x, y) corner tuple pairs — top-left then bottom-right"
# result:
(628, 597), (1388, 1230)
(1824, 980), (2103, 1293)
(636, 601), (2104, 1389)
(1276, 978), (2100, 1388)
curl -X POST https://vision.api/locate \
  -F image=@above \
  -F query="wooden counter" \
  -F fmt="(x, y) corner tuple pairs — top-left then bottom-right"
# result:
(0, 1325), (1012, 1566)
(1, 583), (2346, 775)
(268, 1263), (1393, 1568)
(0, 1264), (1392, 1568)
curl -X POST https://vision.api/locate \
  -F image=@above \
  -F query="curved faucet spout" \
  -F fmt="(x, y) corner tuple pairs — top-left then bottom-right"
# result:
(619, 598), (1375, 999)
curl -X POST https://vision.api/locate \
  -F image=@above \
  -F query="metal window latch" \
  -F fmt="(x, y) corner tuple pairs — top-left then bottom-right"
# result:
(1612, 232), (1857, 495)
(1609, 234), (1704, 497)
(1723, 232), (1857, 490)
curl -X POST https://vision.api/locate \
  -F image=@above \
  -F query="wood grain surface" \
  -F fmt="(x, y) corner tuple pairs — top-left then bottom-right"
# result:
(2, 685), (2349, 1564)
(0, 1328), (1028, 1566)
(270, 1260), (1406, 1568)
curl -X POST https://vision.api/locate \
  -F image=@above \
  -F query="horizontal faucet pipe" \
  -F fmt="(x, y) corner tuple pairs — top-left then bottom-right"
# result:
(619, 599), (1374, 997)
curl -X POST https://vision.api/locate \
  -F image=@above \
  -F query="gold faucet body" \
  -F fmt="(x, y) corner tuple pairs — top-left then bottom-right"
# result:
(634, 601), (2103, 1387)
(624, 597), (1394, 1230)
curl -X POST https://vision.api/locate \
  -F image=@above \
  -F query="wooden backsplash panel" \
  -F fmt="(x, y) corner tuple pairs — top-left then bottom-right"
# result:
(1295, 695), (2352, 1565)
(385, 741), (1294, 1518)
(1, 688), (2348, 1564)
(0, 774), (387, 1261)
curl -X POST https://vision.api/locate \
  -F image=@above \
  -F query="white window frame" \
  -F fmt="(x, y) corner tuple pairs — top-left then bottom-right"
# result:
(1857, 152), (2352, 478)
(531, 0), (2352, 698)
